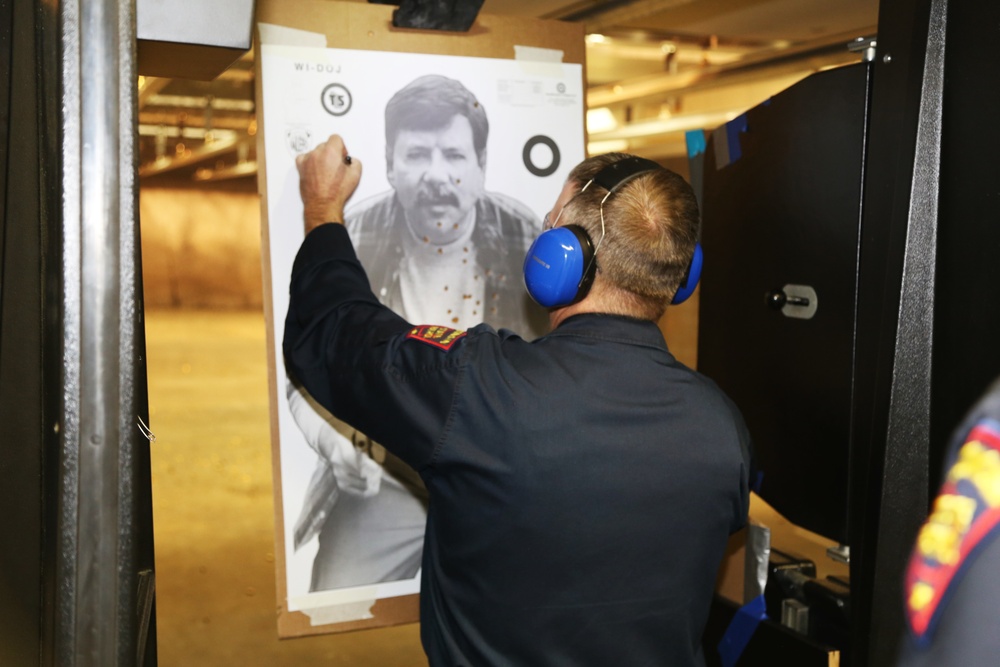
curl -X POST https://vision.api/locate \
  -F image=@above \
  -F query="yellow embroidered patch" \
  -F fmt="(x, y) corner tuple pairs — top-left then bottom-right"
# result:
(405, 325), (466, 351)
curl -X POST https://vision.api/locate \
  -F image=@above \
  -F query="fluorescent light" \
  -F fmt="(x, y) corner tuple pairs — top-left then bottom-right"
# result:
(586, 107), (618, 134)
(587, 139), (629, 155)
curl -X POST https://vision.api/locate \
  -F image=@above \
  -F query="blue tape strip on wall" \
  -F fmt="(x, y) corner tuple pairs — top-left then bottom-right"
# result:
(725, 113), (749, 164)
(685, 130), (707, 210)
(685, 129), (706, 158)
(712, 113), (749, 170)
(717, 594), (768, 667)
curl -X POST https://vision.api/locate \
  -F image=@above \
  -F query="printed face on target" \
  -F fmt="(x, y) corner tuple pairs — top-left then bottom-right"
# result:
(387, 114), (487, 245)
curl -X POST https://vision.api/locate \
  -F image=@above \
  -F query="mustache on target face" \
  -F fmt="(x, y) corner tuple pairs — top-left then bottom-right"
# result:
(415, 187), (461, 209)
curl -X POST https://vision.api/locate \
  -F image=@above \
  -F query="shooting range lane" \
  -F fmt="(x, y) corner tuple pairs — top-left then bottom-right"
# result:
(144, 308), (426, 665)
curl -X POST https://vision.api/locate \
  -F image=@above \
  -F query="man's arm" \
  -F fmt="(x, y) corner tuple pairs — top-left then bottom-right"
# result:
(284, 135), (468, 472)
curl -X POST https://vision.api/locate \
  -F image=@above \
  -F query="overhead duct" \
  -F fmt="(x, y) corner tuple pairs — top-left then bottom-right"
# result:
(137, 0), (256, 80)
(588, 28), (877, 108)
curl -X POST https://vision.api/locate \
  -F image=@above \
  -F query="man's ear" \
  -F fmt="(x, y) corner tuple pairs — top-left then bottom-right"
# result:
(384, 140), (397, 188)
(386, 160), (397, 189)
(478, 147), (488, 172)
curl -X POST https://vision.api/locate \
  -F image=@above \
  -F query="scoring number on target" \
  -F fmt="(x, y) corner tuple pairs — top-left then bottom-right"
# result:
(321, 83), (353, 117)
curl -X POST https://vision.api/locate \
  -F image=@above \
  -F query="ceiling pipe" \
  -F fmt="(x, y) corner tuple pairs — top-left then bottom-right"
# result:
(138, 76), (171, 108)
(193, 161), (258, 182)
(138, 136), (250, 177)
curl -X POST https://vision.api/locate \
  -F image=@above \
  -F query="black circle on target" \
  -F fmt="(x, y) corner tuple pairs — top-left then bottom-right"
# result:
(523, 135), (561, 177)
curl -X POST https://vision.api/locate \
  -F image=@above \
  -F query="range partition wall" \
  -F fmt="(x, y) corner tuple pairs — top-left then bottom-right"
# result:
(0, 0), (156, 665)
(698, 0), (1000, 664)
(1, 0), (250, 664)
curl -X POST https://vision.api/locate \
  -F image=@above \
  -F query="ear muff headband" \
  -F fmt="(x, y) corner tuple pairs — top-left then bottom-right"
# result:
(523, 225), (595, 308)
(591, 156), (663, 194)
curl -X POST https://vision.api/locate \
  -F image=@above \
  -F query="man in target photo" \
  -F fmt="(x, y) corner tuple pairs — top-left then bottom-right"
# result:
(347, 74), (547, 337)
(289, 73), (549, 592)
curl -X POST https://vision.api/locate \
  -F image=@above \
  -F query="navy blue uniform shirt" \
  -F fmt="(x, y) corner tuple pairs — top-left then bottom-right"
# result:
(284, 223), (752, 666)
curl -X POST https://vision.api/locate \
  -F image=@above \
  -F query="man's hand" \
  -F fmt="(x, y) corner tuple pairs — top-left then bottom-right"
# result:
(295, 134), (362, 234)
(286, 380), (383, 498)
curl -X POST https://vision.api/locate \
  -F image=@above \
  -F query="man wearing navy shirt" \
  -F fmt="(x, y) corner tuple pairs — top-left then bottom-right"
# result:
(286, 134), (752, 666)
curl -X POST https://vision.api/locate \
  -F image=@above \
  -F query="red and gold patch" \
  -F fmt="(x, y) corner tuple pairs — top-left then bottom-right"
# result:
(905, 419), (1000, 643)
(405, 325), (466, 351)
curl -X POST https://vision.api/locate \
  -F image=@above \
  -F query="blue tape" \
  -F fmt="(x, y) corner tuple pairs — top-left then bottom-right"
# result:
(725, 114), (749, 164)
(685, 129), (706, 158)
(717, 594), (768, 667)
(713, 114), (749, 169)
(686, 130), (707, 209)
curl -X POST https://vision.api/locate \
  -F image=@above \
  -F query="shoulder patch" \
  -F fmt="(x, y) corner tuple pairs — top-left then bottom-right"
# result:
(905, 419), (1000, 644)
(405, 325), (466, 351)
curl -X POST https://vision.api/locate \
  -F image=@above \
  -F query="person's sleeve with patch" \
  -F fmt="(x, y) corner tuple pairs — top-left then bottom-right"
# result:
(283, 223), (470, 471)
(905, 420), (1000, 638)
(898, 377), (1000, 666)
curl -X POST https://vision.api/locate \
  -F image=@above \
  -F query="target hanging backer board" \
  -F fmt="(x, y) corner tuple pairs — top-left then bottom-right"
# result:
(255, 0), (585, 639)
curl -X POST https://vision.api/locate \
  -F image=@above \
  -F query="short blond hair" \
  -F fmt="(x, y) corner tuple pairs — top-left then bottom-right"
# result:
(562, 153), (700, 319)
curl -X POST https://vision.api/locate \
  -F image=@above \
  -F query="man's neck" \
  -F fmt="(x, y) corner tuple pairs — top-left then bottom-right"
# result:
(548, 283), (662, 329)
(548, 302), (595, 329)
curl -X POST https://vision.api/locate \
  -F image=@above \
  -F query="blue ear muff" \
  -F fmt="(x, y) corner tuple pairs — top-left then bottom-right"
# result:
(671, 242), (703, 305)
(523, 225), (596, 308)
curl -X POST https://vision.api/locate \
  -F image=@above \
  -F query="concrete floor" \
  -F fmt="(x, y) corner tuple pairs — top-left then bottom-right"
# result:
(145, 308), (426, 666)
